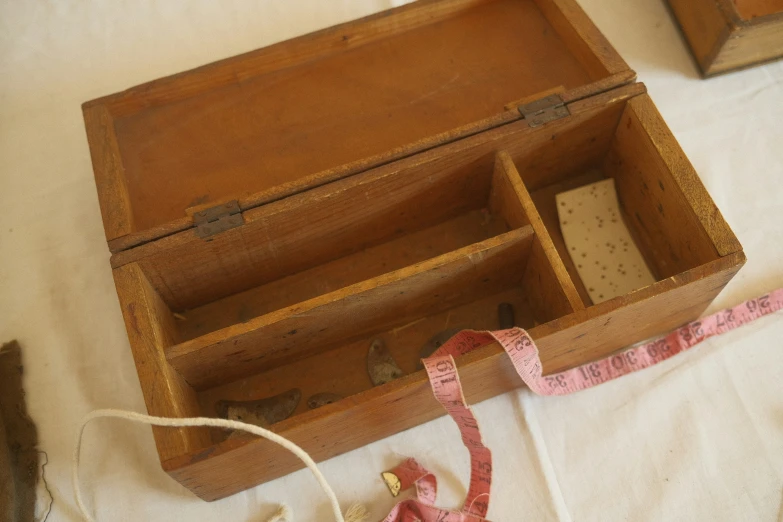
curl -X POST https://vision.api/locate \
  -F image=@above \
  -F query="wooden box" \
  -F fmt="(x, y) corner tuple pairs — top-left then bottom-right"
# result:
(83, 0), (744, 501)
(668, 0), (783, 76)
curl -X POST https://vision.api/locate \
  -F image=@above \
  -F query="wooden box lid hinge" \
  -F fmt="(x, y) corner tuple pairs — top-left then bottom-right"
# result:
(518, 94), (570, 127)
(193, 200), (244, 239)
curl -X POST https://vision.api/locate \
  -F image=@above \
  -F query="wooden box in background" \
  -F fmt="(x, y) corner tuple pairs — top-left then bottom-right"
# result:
(82, 0), (744, 501)
(668, 0), (783, 76)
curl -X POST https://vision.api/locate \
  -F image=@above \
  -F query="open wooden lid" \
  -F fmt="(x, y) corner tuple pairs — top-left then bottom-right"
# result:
(83, 0), (634, 252)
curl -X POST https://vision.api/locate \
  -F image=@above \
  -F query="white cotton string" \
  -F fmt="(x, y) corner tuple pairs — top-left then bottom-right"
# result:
(266, 505), (293, 522)
(73, 409), (368, 522)
(343, 504), (370, 521)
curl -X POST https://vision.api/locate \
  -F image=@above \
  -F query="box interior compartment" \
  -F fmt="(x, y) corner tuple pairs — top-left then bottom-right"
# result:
(511, 101), (724, 306)
(187, 152), (590, 435)
(131, 139), (584, 390)
(190, 95), (725, 436)
(113, 90), (734, 465)
(731, 0), (783, 20)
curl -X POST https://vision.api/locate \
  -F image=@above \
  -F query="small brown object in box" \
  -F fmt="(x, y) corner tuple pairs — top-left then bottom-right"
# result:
(668, 0), (783, 76)
(82, 0), (744, 501)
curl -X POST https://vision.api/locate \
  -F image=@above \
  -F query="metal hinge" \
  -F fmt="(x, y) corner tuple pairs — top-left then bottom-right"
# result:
(518, 94), (570, 127)
(193, 200), (244, 239)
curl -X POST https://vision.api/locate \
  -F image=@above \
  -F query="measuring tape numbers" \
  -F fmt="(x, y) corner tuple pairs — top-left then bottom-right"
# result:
(380, 289), (783, 521)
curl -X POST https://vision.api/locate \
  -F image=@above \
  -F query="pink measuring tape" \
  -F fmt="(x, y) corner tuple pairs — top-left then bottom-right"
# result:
(380, 288), (783, 521)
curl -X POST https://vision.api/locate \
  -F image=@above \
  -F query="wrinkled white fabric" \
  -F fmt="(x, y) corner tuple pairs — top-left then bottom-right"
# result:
(0, 1), (781, 520)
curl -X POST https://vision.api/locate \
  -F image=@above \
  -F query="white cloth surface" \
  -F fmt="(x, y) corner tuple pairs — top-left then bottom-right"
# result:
(1, 0), (782, 520)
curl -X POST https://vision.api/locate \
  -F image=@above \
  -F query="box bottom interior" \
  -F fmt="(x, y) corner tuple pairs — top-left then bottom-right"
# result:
(197, 287), (534, 443)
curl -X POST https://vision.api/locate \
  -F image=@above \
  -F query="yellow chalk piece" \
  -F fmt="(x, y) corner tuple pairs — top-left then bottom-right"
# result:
(381, 471), (402, 497)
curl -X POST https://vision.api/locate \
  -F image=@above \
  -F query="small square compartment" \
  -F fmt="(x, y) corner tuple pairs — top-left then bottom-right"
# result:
(667, 0), (783, 76)
(506, 101), (731, 308)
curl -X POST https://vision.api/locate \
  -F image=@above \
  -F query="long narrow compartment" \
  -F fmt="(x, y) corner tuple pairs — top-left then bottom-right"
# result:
(169, 227), (535, 388)
(518, 96), (725, 308)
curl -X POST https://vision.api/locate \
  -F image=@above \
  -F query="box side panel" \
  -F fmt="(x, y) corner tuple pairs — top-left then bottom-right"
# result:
(113, 264), (211, 461)
(533, 0), (630, 78)
(538, 252), (744, 372)
(602, 95), (736, 283)
(722, 0), (783, 22)
(612, 95), (742, 259)
(708, 16), (783, 75)
(163, 253), (743, 500)
(82, 104), (134, 241)
(667, 0), (733, 75)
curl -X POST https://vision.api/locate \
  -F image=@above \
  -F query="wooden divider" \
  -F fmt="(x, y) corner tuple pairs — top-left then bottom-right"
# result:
(175, 210), (508, 343)
(166, 226), (535, 389)
(490, 151), (586, 320)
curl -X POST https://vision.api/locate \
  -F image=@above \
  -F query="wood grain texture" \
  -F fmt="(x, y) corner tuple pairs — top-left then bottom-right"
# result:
(87, 0), (498, 116)
(491, 151), (586, 317)
(604, 95), (741, 279)
(176, 210), (508, 342)
(507, 96), (628, 192)
(112, 264), (211, 461)
(163, 252), (744, 501)
(532, 0), (629, 78)
(166, 227), (534, 389)
(85, 0), (635, 246)
(534, 252), (745, 371)
(131, 143), (498, 311)
(109, 0), (597, 234)
(667, 0), (783, 76)
(109, 84), (645, 309)
(667, 0), (733, 74)
(505, 85), (566, 111)
(87, 0), (629, 115)
(710, 10), (783, 74)
(728, 0), (783, 20)
(82, 104), (134, 240)
(197, 288), (536, 438)
(104, 109), (523, 254)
